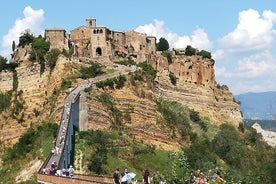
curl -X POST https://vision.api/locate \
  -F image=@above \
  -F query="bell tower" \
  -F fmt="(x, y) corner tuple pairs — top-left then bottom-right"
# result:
(86, 18), (96, 27)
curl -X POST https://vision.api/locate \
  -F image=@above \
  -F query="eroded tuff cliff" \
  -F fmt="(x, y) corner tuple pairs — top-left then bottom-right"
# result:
(151, 54), (242, 126)
(0, 51), (242, 151)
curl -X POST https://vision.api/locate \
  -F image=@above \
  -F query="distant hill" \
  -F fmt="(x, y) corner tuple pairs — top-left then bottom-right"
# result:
(235, 91), (276, 120)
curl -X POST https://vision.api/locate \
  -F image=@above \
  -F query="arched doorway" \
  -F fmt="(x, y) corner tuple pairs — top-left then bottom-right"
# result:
(96, 47), (102, 56)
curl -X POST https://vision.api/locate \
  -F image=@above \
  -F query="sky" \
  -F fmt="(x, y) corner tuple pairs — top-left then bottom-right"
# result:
(1, 0), (276, 95)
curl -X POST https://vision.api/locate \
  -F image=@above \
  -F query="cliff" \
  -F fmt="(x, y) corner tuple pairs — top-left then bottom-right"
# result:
(0, 50), (242, 151)
(152, 53), (242, 126)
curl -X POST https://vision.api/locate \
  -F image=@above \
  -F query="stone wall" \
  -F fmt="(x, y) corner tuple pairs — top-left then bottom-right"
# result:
(45, 28), (69, 51)
(52, 18), (156, 63)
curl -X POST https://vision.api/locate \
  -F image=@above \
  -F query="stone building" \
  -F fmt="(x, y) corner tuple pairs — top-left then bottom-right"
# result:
(45, 18), (156, 62)
(45, 27), (69, 51)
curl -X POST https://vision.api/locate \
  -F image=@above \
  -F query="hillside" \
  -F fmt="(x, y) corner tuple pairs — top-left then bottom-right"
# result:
(0, 51), (242, 149)
(1, 48), (276, 183)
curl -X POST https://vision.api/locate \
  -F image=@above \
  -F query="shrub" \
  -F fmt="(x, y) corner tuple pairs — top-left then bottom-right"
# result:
(156, 37), (169, 51)
(198, 50), (212, 59)
(80, 62), (103, 79)
(137, 61), (156, 81)
(185, 45), (196, 56)
(169, 72), (177, 85)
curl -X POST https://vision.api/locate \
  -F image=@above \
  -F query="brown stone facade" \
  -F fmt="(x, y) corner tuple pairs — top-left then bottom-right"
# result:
(45, 27), (69, 51)
(45, 18), (156, 63)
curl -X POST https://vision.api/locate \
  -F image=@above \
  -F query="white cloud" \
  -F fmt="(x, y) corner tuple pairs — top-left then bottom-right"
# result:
(212, 49), (225, 61)
(235, 51), (274, 78)
(135, 19), (212, 50)
(216, 50), (276, 94)
(219, 9), (276, 53)
(0, 6), (44, 58)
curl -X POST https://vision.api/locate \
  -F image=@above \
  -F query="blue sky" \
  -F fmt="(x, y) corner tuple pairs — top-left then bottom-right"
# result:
(1, 0), (276, 95)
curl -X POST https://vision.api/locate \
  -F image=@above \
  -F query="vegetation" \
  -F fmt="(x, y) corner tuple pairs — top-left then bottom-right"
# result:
(156, 98), (193, 139)
(137, 61), (156, 81)
(185, 45), (196, 56)
(12, 41), (16, 51)
(217, 84), (229, 90)
(161, 50), (173, 64)
(0, 91), (12, 112)
(28, 35), (50, 74)
(96, 92), (123, 130)
(96, 75), (126, 90)
(185, 45), (213, 60)
(0, 55), (18, 72)
(0, 122), (58, 183)
(198, 50), (212, 59)
(60, 78), (72, 90)
(18, 30), (34, 47)
(79, 62), (103, 79)
(45, 48), (61, 73)
(169, 71), (177, 85)
(114, 58), (136, 66)
(156, 37), (169, 51)
(61, 48), (73, 58)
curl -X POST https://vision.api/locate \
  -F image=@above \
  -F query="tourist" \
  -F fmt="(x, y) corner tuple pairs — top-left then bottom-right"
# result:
(113, 168), (120, 184)
(121, 168), (128, 184)
(68, 165), (75, 178)
(143, 169), (151, 184)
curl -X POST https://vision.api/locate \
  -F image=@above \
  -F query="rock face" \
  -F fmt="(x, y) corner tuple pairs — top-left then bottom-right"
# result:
(0, 56), (78, 145)
(151, 54), (242, 126)
(0, 49), (242, 151)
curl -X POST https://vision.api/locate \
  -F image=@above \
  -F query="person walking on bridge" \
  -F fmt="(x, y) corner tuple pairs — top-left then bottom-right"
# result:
(68, 165), (74, 178)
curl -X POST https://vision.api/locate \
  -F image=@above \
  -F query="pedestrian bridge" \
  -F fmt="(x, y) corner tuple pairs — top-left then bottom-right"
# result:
(37, 67), (141, 183)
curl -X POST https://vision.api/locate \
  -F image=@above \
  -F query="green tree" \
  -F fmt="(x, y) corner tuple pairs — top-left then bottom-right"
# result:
(12, 71), (18, 91)
(80, 62), (103, 79)
(0, 56), (7, 72)
(185, 45), (196, 56)
(198, 50), (212, 59)
(157, 37), (169, 51)
(45, 48), (61, 73)
(169, 71), (177, 85)
(12, 41), (16, 51)
(18, 30), (34, 47)
(137, 61), (156, 81)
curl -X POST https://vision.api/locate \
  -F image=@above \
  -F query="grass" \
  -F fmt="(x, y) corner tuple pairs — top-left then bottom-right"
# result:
(41, 136), (55, 157)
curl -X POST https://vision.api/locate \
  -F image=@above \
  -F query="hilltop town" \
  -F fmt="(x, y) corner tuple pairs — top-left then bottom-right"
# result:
(0, 18), (251, 183)
(45, 18), (156, 65)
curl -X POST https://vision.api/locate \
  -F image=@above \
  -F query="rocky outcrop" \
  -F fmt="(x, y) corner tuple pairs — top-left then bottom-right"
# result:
(0, 50), (243, 150)
(151, 54), (242, 126)
(0, 55), (80, 145)
(252, 123), (276, 147)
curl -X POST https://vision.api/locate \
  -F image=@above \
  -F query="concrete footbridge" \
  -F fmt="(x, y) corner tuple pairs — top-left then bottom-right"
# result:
(37, 65), (141, 184)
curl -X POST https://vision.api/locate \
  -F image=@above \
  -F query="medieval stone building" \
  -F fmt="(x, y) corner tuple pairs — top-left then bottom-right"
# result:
(45, 18), (156, 62)
(45, 27), (69, 51)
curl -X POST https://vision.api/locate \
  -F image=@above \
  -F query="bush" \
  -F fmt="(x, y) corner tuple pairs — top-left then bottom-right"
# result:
(137, 61), (156, 81)
(0, 91), (11, 112)
(60, 78), (72, 90)
(169, 72), (177, 85)
(198, 50), (212, 59)
(156, 37), (169, 51)
(18, 30), (34, 47)
(162, 51), (172, 64)
(185, 45), (196, 56)
(80, 62), (103, 79)
(156, 98), (191, 138)
(45, 49), (61, 73)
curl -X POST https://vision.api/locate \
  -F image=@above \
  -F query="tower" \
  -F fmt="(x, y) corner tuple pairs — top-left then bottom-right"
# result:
(86, 18), (96, 27)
